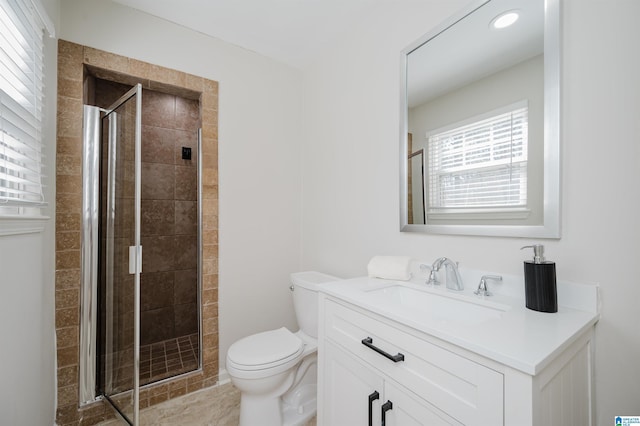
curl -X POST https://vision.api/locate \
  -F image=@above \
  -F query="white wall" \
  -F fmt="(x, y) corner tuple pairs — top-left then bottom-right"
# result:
(59, 0), (304, 373)
(0, 233), (56, 424)
(0, 0), (59, 424)
(301, 0), (640, 423)
(409, 55), (543, 148)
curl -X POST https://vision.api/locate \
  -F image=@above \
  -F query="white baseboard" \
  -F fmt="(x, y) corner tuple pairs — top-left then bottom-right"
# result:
(217, 368), (230, 385)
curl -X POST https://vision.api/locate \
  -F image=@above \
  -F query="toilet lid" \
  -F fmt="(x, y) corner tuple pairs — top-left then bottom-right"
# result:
(227, 327), (304, 370)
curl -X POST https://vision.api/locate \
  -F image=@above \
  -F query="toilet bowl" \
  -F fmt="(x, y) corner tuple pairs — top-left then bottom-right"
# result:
(226, 271), (338, 426)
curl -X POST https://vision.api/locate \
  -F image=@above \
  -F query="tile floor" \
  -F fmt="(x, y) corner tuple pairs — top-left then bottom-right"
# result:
(140, 334), (199, 385)
(98, 381), (317, 426)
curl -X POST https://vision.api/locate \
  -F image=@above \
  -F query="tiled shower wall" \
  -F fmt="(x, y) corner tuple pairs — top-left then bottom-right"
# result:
(93, 79), (201, 345)
(55, 41), (219, 425)
(139, 88), (200, 344)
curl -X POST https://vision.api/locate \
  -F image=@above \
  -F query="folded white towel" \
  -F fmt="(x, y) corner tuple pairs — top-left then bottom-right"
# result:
(367, 256), (412, 281)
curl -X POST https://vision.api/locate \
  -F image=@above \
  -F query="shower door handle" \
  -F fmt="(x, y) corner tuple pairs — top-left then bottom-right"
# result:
(128, 245), (143, 274)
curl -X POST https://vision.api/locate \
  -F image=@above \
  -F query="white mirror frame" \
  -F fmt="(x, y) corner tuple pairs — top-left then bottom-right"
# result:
(399, 0), (561, 238)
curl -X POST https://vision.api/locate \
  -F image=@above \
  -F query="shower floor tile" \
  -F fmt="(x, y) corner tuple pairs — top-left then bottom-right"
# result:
(139, 333), (199, 385)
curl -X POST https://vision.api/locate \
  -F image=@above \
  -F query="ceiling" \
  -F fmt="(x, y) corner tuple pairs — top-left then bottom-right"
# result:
(111, 0), (408, 70)
(110, 0), (542, 95)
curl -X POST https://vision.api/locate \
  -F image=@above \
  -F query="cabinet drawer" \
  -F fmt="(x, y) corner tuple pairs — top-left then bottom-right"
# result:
(324, 298), (503, 425)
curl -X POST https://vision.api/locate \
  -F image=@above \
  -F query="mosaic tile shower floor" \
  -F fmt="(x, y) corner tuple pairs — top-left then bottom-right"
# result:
(140, 334), (199, 386)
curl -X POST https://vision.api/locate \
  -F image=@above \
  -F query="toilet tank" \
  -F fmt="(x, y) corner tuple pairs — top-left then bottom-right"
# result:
(290, 271), (339, 339)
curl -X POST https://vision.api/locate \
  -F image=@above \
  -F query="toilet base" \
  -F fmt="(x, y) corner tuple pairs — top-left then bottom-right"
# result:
(282, 383), (317, 426)
(239, 393), (282, 426)
(237, 386), (316, 426)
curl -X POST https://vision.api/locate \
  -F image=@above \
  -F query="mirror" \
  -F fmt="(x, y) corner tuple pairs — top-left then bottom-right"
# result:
(400, 0), (560, 238)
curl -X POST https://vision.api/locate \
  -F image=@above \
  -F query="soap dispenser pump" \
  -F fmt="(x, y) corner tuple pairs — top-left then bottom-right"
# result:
(521, 244), (557, 313)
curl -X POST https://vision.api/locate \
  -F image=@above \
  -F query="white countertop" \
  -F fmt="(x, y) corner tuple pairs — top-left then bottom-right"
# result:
(319, 273), (599, 375)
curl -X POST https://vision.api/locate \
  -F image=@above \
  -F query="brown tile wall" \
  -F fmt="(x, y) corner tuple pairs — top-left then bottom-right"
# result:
(55, 40), (219, 425)
(139, 89), (200, 344)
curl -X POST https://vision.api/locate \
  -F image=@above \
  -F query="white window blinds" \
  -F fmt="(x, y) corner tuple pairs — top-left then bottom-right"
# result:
(0, 0), (48, 215)
(427, 102), (528, 211)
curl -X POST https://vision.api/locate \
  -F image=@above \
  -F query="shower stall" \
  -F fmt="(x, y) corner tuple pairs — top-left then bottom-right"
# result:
(80, 78), (202, 424)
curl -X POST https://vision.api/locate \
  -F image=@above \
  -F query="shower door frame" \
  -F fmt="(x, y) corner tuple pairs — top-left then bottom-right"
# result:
(103, 84), (143, 425)
(80, 104), (101, 406)
(80, 84), (143, 425)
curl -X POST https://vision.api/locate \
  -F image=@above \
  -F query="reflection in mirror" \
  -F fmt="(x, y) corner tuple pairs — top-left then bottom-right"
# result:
(400, 0), (560, 238)
(408, 146), (425, 224)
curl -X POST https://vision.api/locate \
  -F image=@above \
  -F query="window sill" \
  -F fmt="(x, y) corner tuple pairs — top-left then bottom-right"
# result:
(0, 215), (50, 237)
(427, 208), (531, 221)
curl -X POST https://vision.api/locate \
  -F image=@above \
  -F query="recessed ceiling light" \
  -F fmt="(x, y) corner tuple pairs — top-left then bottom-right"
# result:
(491, 11), (519, 29)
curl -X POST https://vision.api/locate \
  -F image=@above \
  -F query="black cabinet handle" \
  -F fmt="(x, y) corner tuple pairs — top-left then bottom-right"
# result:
(381, 400), (393, 426)
(361, 337), (405, 362)
(368, 391), (379, 426)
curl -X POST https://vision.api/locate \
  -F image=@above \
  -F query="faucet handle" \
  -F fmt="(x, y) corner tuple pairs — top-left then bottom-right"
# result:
(474, 275), (503, 296)
(426, 269), (440, 286)
(419, 264), (439, 286)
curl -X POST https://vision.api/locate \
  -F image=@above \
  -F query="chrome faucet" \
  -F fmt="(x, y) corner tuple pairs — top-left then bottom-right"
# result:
(474, 275), (503, 297)
(427, 257), (464, 291)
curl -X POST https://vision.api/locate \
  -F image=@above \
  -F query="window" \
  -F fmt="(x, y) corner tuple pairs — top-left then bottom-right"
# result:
(0, 0), (51, 217)
(427, 102), (528, 215)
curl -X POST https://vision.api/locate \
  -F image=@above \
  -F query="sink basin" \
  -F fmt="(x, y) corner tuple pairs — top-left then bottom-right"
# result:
(365, 285), (508, 325)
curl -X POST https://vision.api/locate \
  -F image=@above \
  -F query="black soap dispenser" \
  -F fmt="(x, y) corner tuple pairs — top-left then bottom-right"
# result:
(521, 244), (557, 313)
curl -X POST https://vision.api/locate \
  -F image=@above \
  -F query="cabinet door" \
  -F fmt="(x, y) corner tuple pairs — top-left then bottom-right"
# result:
(382, 381), (463, 426)
(323, 341), (384, 426)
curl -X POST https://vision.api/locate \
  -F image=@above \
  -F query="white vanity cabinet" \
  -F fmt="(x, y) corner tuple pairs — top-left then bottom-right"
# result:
(317, 294), (596, 426)
(323, 340), (467, 426)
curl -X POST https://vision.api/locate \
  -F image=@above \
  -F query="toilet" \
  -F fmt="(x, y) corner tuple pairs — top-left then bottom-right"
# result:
(226, 271), (339, 426)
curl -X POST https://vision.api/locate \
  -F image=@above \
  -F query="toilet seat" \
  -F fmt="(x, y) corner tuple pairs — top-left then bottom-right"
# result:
(227, 327), (304, 378)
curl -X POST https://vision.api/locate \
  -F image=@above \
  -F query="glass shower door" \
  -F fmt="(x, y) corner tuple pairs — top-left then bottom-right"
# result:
(99, 84), (142, 425)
